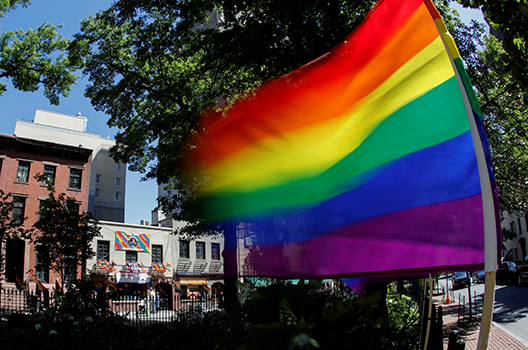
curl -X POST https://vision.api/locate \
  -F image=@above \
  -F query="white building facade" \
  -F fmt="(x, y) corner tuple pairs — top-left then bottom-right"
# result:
(88, 220), (224, 299)
(14, 109), (126, 222)
(501, 212), (528, 263)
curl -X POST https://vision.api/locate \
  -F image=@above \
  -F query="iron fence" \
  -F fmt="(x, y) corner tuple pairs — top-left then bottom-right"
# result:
(1, 287), (221, 330)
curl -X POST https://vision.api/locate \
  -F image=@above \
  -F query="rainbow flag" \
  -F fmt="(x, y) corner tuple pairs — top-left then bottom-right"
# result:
(201, 285), (211, 293)
(54, 280), (63, 293)
(36, 278), (47, 292)
(108, 281), (118, 292)
(183, 0), (500, 280)
(115, 231), (150, 253)
(188, 284), (202, 292)
(94, 281), (105, 292)
(174, 285), (181, 294)
(157, 284), (166, 296)
(15, 276), (26, 291)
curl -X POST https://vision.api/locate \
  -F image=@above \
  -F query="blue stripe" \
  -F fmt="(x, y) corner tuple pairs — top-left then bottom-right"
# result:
(239, 131), (481, 246)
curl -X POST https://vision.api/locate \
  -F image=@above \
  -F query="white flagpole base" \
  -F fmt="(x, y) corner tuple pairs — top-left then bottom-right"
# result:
(477, 270), (496, 350)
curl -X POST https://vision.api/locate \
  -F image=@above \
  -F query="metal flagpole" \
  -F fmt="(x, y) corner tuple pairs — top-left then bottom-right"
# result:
(423, 276), (433, 350)
(422, 1), (499, 348)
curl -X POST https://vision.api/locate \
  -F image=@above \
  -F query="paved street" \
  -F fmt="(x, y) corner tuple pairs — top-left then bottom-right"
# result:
(442, 275), (528, 346)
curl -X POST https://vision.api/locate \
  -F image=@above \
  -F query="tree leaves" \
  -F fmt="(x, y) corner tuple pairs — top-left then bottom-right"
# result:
(0, 1), (81, 104)
(33, 175), (101, 281)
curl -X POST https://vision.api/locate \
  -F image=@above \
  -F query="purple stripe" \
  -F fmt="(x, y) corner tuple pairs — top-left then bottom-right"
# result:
(231, 195), (484, 278)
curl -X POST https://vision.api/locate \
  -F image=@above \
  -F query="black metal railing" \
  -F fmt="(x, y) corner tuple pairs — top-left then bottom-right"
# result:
(1, 287), (221, 330)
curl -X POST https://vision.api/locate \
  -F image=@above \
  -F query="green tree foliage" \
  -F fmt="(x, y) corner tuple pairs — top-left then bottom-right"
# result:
(0, 0), (81, 104)
(0, 189), (31, 277)
(458, 0), (528, 93)
(0, 0), (30, 16)
(466, 36), (528, 215)
(33, 175), (101, 282)
(74, 0), (528, 217)
(433, 1), (528, 215)
(71, 0), (377, 217)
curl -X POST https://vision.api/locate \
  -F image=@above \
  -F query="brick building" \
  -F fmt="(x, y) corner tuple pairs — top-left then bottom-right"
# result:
(0, 134), (92, 290)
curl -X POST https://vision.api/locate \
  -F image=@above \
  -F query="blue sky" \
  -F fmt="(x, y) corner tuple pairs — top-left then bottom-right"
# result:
(0, 0), (158, 225)
(0, 1), (486, 225)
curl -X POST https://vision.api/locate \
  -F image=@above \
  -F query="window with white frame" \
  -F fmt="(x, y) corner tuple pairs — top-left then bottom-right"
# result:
(69, 168), (82, 189)
(16, 161), (31, 183)
(95, 189), (100, 199)
(114, 192), (121, 201)
(43, 164), (56, 185)
(95, 174), (101, 184)
(116, 161), (122, 171)
(115, 177), (121, 187)
(152, 245), (163, 264)
(35, 249), (49, 283)
(179, 241), (190, 259)
(196, 241), (205, 260)
(97, 240), (110, 261)
(11, 196), (26, 224)
(211, 243), (221, 260)
(125, 251), (137, 263)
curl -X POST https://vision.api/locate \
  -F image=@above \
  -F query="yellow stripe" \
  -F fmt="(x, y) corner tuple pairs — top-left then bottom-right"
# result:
(434, 18), (461, 60)
(200, 37), (455, 194)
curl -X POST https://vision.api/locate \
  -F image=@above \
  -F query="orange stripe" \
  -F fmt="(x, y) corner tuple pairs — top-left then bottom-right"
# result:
(423, 0), (441, 20)
(191, 1), (439, 168)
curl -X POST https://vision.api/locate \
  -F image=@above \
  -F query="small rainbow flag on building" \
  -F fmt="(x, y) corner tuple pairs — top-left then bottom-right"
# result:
(201, 285), (211, 293)
(157, 284), (166, 296)
(188, 284), (201, 292)
(174, 285), (181, 294)
(15, 276), (26, 291)
(36, 278), (47, 292)
(54, 280), (63, 293)
(108, 281), (118, 292)
(94, 281), (105, 292)
(182, 0), (500, 281)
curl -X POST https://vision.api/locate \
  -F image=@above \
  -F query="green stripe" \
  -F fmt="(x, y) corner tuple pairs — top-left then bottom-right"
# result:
(454, 58), (482, 117)
(205, 77), (471, 221)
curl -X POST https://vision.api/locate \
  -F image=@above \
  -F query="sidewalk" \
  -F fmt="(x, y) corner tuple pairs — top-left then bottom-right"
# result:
(432, 295), (528, 350)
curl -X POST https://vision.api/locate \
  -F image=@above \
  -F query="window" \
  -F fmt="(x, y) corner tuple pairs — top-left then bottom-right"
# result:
(152, 245), (163, 264)
(95, 174), (101, 184)
(35, 250), (49, 283)
(38, 200), (46, 221)
(125, 251), (137, 263)
(179, 241), (190, 259)
(116, 161), (122, 171)
(115, 177), (122, 187)
(64, 247), (77, 281)
(196, 241), (205, 260)
(211, 243), (221, 260)
(69, 168), (82, 189)
(43, 164), (56, 185)
(0, 158), (3, 174)
(114, 192), (121, 201)
(5, 238), (25, 283)
(11, 196), (26, 224)
(511, 221), (517, 236)
(518, 218), (523, 235)
(97, 240), (110, 261)
(95, 189), (100, 199)
(16, 161), (30, 182)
